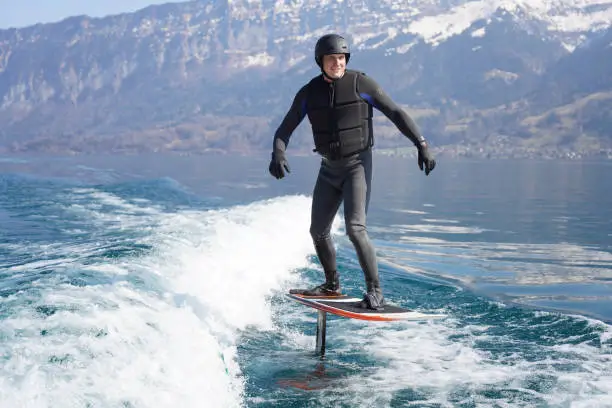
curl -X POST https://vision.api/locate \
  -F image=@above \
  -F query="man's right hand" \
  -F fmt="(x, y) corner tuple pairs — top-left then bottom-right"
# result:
(268, 151), (291, 179)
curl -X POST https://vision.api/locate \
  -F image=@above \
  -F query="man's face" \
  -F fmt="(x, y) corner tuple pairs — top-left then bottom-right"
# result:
(322, 54), (346, 79)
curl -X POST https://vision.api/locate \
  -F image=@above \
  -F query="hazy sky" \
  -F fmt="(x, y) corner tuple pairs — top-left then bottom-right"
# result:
(0, 0), (186, 29)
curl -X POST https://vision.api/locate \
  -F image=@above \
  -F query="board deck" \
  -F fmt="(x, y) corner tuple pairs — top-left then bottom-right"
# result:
(287, 293), (446, 322)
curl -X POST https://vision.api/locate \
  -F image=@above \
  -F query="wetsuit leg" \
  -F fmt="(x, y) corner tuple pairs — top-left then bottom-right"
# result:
(342, 150), (381, 295)
(309, 162), (343, 284)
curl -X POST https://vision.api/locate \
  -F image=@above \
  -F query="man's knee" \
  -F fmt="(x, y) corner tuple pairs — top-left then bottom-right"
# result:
(346, 222), (367, 243)
(310, 224), (331, 243)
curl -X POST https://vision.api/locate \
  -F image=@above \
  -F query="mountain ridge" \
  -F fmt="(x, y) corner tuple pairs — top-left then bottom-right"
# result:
(1, 0), (611, 157)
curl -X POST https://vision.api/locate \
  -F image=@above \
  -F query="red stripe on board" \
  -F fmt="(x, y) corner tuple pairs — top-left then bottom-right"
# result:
(287, 294), (404, 322)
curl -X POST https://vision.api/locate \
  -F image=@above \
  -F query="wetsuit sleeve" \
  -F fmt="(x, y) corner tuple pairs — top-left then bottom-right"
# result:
(272, 84), (309, 154)
(357, 73), (426, 147)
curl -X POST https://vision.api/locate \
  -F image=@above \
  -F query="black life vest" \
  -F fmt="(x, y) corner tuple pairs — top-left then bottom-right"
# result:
(305, 70), (373, 160)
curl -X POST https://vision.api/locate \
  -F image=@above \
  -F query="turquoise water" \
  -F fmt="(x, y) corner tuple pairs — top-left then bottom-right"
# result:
(0, 154), (610, 407)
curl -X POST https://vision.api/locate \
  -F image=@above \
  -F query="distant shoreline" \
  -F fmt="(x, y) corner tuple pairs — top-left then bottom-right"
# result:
(1, 146), (611, 161)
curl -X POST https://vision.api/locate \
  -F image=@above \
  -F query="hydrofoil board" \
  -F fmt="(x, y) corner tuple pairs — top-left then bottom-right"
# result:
(287, 292), (446, 322)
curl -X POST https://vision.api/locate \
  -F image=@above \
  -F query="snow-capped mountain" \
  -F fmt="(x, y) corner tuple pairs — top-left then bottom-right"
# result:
(0, 0), (611, 153)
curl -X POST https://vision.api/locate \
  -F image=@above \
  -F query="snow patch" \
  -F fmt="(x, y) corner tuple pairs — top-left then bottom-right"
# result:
(402, 0), (612, 46)
(484, 69), (519, 83)
(396, 41), (418, 54)
(406, 1), (503, 46)
(547, 6), (612, 32)
(472, 27), (486, 37)
(244, 52), (274, 68)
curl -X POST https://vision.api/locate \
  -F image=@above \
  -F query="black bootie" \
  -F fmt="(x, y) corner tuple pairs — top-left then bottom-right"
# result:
(359, 284), (384, 310)
(289, 270), (341, 296)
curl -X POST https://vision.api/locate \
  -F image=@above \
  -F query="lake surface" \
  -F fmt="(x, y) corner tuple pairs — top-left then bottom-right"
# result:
(1, 153), (610, 407)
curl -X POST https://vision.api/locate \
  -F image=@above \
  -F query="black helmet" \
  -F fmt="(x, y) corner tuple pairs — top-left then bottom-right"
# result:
(314, 34), (350, 67)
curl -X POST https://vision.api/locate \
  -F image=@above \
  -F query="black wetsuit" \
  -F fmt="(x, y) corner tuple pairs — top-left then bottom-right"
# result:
(272, 69), (427, 297)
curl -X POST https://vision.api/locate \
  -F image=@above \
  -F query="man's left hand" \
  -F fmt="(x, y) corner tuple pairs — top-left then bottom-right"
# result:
(417, 142), (436, 176)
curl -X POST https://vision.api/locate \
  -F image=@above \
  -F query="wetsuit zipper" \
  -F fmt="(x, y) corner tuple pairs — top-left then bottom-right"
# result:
(328, 81), (338, 159)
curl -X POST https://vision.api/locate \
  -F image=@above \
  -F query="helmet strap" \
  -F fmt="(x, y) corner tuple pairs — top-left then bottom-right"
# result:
(321, 69), (337, 82)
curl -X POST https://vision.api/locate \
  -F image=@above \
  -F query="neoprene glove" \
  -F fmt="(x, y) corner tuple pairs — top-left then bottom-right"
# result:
(268, 151), (291, 179)
(417, 141), (436, 176)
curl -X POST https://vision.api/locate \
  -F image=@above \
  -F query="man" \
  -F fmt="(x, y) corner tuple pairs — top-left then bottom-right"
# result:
(268, 33), (436, 310)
